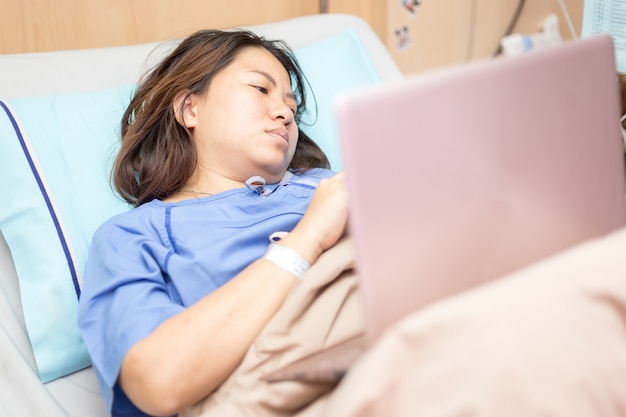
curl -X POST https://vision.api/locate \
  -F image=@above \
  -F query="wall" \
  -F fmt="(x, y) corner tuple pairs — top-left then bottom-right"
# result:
(1, 0), (319, 54)
(329, 0), (584, 75)
(0, 0), (588, 76)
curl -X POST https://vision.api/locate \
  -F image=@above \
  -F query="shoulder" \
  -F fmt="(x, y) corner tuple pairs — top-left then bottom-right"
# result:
(92, 200), (166, 243)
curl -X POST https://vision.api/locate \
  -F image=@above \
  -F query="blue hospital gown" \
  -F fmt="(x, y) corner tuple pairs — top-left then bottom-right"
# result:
(77, 168), (335, 417)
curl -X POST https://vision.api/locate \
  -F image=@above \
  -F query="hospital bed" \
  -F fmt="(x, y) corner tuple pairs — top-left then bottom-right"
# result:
(0, 13), (401, 416)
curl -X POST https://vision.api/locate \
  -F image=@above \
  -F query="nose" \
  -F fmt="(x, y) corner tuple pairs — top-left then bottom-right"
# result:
(271, 99), (294, 125)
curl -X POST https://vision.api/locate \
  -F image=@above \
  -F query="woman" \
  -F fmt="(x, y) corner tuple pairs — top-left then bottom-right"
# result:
(77, 29), (348, 417)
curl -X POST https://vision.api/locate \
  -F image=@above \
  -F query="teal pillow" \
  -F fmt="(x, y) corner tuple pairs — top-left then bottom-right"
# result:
(296, 28), (383, 170)
(0, 86), (134, 382)
(0, 27), (382, 383)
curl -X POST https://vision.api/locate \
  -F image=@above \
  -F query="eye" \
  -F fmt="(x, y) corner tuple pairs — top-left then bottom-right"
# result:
(253, 85), (268, 94)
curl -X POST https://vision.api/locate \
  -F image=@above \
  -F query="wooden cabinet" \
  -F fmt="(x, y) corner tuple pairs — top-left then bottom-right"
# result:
(328, 0), (584, 75)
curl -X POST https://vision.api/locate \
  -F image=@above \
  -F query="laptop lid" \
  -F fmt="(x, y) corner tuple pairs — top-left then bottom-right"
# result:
(335, 34), (625, 346)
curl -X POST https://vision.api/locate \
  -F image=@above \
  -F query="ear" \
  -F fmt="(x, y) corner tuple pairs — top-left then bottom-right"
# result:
(172, 89), (200, 128)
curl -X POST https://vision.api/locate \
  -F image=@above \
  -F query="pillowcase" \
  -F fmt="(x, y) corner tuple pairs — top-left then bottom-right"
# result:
(0, 27), (382, 383)
(296, 28), (383, 170)
(0, 87), (134, 383)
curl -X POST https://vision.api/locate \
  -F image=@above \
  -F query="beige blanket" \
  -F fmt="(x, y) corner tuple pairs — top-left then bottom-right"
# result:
(184, 226), (626, 417)
(181, 237), (364, 417)
(323, 226), (626, 417)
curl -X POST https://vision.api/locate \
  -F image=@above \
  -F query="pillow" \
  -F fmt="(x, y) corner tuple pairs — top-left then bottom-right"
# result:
(0, 27), (382, 383)
(0, 87), (134, 383)
(296, 28), (383, 170)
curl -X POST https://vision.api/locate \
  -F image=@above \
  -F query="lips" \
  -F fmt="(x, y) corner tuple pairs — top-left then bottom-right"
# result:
(267, 129), (289, 144)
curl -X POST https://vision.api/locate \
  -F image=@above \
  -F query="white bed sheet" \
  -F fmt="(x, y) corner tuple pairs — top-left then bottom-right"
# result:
(0, 232), (107, 416)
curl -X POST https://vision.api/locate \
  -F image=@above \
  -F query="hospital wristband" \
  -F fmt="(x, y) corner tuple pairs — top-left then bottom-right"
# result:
(263, 243), (311, 278)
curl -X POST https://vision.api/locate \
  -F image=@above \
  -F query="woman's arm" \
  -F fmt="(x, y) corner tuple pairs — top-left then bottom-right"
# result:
(118, 172), (349, 416)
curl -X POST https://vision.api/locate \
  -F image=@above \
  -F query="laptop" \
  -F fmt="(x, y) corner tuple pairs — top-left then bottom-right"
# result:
(263, 34), (626, 383)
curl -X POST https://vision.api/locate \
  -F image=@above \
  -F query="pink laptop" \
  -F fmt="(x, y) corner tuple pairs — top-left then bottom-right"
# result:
(264, 35), (625, 382)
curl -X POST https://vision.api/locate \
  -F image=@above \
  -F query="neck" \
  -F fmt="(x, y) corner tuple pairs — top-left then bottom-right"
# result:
(180, 188), (213, 197)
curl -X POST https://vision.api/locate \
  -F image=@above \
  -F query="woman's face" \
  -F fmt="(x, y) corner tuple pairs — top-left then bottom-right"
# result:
(189, 46), (299, 184)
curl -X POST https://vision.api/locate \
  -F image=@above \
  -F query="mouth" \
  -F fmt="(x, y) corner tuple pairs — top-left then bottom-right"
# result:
(267, 129), (289, 144)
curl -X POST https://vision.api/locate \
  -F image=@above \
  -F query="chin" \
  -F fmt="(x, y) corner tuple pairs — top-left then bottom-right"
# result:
(265, 168), (289, 183)
(255, 158), (291, 180)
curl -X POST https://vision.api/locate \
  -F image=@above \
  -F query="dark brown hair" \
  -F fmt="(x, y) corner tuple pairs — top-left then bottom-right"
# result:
(114, 29), (329, 206)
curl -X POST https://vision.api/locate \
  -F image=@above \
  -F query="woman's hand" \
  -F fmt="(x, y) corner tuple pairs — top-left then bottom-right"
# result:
(282, 171), (349, 264)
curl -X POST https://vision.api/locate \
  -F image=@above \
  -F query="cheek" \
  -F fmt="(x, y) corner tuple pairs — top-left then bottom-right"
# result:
(213, 85), (260, 118)
(289, 126), (300, 153)
(290, 123), (299, 139)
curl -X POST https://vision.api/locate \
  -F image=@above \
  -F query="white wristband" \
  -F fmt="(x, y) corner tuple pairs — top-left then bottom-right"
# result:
(263, 243), (310, 278)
